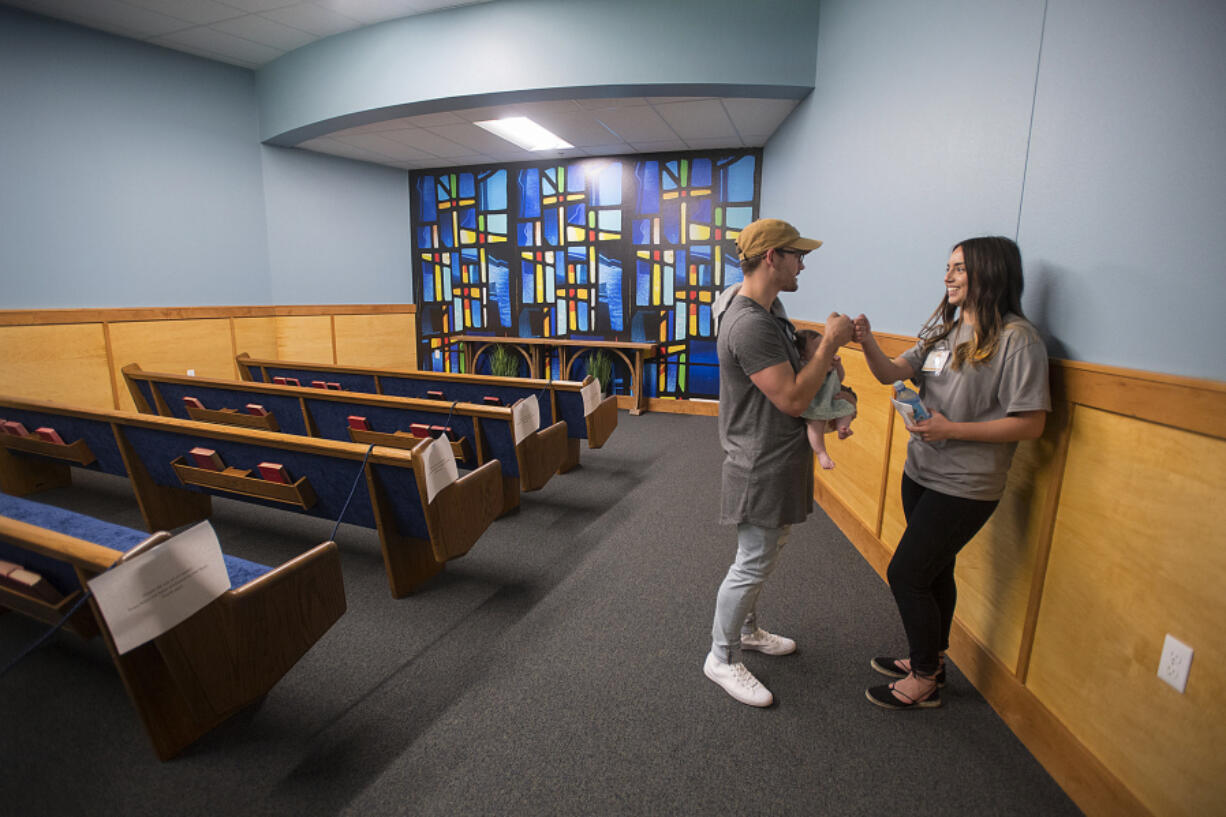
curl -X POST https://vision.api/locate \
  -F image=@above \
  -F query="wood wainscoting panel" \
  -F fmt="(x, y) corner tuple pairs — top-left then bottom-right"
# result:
(273, 316), (333, 363)
(0, 323), (114, 409)
(108, 319), (236, 411)
(334, 313), (417, 370)
(232, 317), (280, 367)
(949, 435), (1058, 676)
(813, 350), (892, 534)
(1027, 407), (1226, 817)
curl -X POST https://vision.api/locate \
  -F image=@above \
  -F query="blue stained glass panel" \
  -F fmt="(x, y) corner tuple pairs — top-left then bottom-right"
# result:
(417, 176), (436, 222)
(599, 256), (623, 332)
(543, 211), (558, 245)
(567, 165), (585, 193)
(662, 203), (681, 244)
(636, 258), (651, 306)
(596, 164), (621, 206)
(458, 173), (475, 198)
(439, 218), (454, 247)
(417, 226), (433, 249)
(567, 204), (585, 226)
(578, 302), (588, 332)
(460, 209), (476, 230)
(489, 258), (511, 327)
(636, 162), (660, 214)
(700, 304), (711, 335)
(633, 219), (651, 244)
(480, 170), (506, 210)
(519, 222), (534, 245)
(691, 198), (712, 224)
(488, 213), (507, 236)
(726, 156), (755, 202)
(674, 304), (684, 340)
(599, 210), (621, 232)
(725, 206), (754, 230)
(522, 260), (535, 301)
(519, 169), (541, 218)
(692, 159), (712, 188)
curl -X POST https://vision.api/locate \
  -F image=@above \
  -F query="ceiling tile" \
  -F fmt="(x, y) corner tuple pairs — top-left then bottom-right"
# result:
(215, 0), (301, 12)
(398, 111), (467, 128)
(722, 98), (801, 137)
(259, 3), (360, 37)
(575, 98), (647, 111)
(425, 123), (520, 153)
(154, 27), (284, 63)
(210, 14), (317, 51)
(120, 0), (242, 26)
(376, 128), (475, 158)
(653, 99), (737, 140)
(627, 139), (690, 153)
(593, 106), (675, 142)
(310, 0), (425, 25)
(529, 112), (621, 148)
(37, 0), (192, 37)
(339, 132), (435, 160)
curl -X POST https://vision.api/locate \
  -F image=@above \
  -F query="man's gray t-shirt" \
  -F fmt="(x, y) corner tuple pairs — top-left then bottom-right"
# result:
(718, 296), (813, 527)
(900, 315), (1051, 501)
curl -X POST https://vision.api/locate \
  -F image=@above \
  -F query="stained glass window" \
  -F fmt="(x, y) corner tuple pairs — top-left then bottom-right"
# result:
(411, 150), (760, 398)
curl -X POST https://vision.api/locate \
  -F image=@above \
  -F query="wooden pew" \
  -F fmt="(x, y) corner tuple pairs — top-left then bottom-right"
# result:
(122, 363), (567, 517)
(0, 492), (345, 761)
(235, 352), (618, 473)
(0, 395), (503, 596)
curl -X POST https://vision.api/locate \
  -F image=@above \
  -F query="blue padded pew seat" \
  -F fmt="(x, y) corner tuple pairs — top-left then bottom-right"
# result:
(0, 492), (271, 596)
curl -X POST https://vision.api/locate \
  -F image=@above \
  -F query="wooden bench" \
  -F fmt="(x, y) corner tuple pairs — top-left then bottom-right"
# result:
(122, 363), (567, 518)
(0, 395), (503, 596)
(235, 352), (618, 473)
(0, 492), (345, 760)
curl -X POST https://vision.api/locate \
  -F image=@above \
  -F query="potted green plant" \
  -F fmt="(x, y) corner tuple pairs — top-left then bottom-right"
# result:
(587, 349), (612, 395)
(490, 345), (521, 378)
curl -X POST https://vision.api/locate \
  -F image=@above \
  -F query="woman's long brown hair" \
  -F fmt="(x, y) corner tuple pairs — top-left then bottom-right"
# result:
(918, 236), (1026, 368)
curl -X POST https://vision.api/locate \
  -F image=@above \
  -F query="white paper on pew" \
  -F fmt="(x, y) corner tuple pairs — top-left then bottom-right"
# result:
(87, 522), (229, 655)
(422, 434), (458, 502)
(579, 379), (601, 417)
(511, 395), (540, 444)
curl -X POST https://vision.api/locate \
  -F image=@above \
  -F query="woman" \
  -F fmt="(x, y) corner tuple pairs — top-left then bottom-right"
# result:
(854, 236), (1050, 709)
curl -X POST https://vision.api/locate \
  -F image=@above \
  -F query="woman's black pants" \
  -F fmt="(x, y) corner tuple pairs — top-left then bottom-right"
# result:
(887, 473), (999, 676)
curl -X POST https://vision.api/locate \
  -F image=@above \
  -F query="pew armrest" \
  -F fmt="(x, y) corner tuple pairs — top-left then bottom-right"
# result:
(517, 420), (568, 491)
(424, 458), (502, 562)
(585, 395), (619, 449)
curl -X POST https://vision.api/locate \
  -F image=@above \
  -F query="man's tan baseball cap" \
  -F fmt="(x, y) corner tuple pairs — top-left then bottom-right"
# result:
(735, 218), (822, 260)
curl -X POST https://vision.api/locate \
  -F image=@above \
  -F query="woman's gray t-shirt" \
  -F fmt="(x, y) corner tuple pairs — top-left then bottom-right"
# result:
(718, 296), (813, 527)
(900, 315), (1051, 501)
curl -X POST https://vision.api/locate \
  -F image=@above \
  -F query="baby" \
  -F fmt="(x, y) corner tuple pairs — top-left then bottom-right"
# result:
(794, 328), (857, 469)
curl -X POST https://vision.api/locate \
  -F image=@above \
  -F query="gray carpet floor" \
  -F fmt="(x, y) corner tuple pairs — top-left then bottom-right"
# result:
(0, 411), (1081, 816)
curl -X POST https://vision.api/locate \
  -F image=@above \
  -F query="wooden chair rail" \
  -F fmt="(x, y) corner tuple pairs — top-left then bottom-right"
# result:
(184, 404), (280, 432)
(0, 434), (97, 466)
(170, 458), (318, 510)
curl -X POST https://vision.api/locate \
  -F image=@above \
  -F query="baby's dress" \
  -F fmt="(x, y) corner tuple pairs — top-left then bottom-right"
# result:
(801, 369), (856, 421)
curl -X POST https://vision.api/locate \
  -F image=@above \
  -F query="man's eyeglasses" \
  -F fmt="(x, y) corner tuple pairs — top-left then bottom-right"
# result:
(775, 248), (806, 258)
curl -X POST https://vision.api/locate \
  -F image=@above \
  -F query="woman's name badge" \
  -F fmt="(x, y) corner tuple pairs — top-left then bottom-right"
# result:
(922, 349), (950, 374)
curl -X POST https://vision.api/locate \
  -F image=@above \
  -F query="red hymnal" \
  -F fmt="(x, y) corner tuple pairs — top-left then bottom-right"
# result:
(0, 559), (20, 578)
(311, 380), (328, 389)
(326, 382), (342, 390)
(35, 427), (65, 445)
(190, 447), (224, 471)
(258, 462), (291, 483)
(429, 425), (453, 440)
(483, 396), (502, 406)
(246, 403), (268, 416)
(272, 376), (287, 385)
(408, 423), (431, 438)
(426, 390), (445, 400)
(183, 396), (205, 410)
(347, 415), (370, 431)
(2, 421), (30, 437)
(285, 377), (301, 387)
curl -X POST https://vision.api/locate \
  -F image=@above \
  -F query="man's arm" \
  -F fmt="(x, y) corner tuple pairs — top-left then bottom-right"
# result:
(750, 313), (853, 416)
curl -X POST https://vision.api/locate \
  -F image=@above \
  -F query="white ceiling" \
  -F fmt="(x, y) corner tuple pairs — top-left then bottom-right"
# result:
(6, 0), (801, 170)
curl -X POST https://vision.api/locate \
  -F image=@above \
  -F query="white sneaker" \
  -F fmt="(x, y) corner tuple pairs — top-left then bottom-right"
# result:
(703, 652), (773, 707)
(740, 627), (797, 656)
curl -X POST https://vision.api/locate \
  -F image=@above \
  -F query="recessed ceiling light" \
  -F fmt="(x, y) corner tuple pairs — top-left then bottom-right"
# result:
(474, 117), (573, 151)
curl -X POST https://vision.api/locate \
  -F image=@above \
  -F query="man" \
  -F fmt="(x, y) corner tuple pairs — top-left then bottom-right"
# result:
(704, 218), (853, 707)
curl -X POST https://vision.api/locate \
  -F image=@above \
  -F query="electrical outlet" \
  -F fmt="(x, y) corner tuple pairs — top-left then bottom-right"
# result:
(1158, 634), (1193, 693)
(186, 369), (195, 376)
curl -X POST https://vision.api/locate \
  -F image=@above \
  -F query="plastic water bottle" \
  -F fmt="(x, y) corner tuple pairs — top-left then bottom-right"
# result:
(893, 381), (931, 421)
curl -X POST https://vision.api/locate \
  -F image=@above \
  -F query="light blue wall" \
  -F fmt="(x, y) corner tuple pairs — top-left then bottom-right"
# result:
(256, 0), (819, 143)
(0, 7), (416, 309)
(0, 7), (272, 308)
(261, 146), (412, 304)
(764, 0), (1226, 381)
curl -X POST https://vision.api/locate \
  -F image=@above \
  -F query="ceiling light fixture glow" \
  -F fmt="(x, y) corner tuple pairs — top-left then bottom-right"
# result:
(474, 116), (573, 151)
